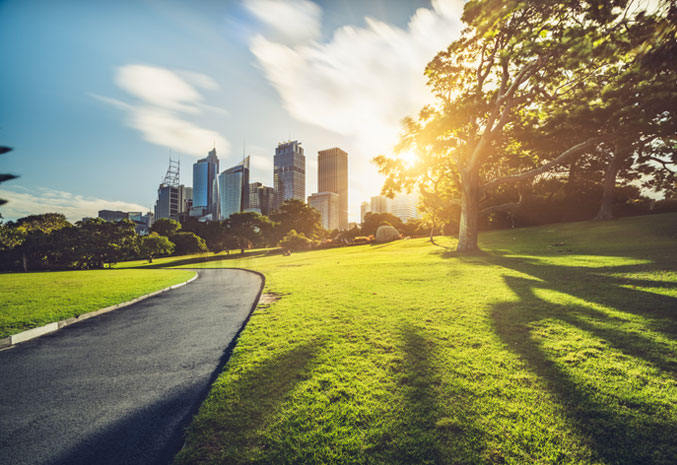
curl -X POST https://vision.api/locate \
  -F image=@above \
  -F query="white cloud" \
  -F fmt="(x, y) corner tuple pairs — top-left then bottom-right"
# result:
(93, 65), (230, 157)
(250, 0), (463, 155)
(0, 186), (149, 223)
(249, 0), (464, 219)
(244, 0), (322, 44)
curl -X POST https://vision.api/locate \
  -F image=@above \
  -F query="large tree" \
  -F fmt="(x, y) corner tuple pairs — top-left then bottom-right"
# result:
(270, 199), (322, 241)
(377, 0), (643, 252)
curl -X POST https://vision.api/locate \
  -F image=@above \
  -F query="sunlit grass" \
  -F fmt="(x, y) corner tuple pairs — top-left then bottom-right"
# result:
(0, 269), (196, 338)
(165, 213), (677, 465)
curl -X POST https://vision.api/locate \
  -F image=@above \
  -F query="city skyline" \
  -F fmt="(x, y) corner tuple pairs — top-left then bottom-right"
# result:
(0, 0), (464, 223)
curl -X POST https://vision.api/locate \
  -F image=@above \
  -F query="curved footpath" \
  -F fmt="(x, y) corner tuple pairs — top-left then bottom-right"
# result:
(0, 268), (263, 465)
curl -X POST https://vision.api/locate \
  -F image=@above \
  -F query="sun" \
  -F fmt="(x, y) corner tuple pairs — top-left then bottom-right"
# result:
(398, 150), (417, 168)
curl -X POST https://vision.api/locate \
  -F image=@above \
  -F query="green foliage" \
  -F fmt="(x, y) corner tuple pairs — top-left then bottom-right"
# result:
(174, 213), (677, 465)
(228, 211), (270, 254)
(270, 199), (322, 240)
(0, 269), (195, 338)
(151, 218), (181, 238)
(171, 231), (208, 256)
(279, 229), (311, 251)
(75, 218), (138, 268)
(361, 212), (404, 236)
(140, 233), (175, 263)
(0, 146), (17, 208)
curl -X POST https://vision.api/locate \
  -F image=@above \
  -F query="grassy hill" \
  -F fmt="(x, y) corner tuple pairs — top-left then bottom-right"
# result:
(171, 213), (677, 465)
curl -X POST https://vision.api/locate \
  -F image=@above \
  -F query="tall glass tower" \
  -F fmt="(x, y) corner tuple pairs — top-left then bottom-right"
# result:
(218, 156), (250, 220)
(273, 141), (305, 210)
(192, 148), (219, 218)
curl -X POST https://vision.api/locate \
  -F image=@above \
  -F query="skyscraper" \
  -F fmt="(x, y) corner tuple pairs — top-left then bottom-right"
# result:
(360, 201), (370, 224)
(308, 192), (339, 231)
(154, 158), (184, 220)
(218, 156), (250, 220)
(370, 195), (391, 214)
(249, 182), (275, 216)
(274, 140), (305, 210)
(192, 148), (219, 218)
(318, 147), (348, 230)
(391, 193), (420, 223)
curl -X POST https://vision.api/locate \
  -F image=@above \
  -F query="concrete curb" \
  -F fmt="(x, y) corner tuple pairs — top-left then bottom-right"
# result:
(0, 272), (199, 350)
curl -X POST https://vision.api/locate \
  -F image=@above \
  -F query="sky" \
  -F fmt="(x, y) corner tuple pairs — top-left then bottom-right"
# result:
(0, 0), (464, 223)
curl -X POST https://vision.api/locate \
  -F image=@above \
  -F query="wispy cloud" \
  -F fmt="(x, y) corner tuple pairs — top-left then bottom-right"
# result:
(244, 0), (322, 44)
(250, 0), (463, 154)
(92, 65), (230, 156)
(249, 0), (463, 217)
(0, 186), (148, 223)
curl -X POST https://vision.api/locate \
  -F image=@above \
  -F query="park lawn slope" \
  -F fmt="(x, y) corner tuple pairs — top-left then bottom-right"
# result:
(172, 213), (677, 465)
(0, 269), (196, 338)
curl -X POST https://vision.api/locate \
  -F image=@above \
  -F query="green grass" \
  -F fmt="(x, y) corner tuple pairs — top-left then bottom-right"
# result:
(167, 213), (677, 465)
(114, 247), (276, 269)
(0, 269), (196, 338)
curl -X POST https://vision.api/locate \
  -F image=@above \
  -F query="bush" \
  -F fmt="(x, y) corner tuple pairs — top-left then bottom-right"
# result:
(279, 230), (311, 252)
(171, 232), (208, 255)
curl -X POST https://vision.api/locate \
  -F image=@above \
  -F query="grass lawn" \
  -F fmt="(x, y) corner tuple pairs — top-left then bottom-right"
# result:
(0, 269), (196, 338)
(165, 213), (677, 465)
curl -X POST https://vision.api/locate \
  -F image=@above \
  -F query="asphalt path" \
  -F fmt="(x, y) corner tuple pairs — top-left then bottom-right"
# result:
(0, 268), (262, 465)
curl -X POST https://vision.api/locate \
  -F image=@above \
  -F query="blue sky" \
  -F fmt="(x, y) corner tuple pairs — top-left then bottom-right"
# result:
(0, 0), (463, 222)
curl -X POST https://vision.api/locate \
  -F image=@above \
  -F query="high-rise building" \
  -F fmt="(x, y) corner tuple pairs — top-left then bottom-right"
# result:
(392, 193), (420, 223)
(360, 201), (370, 224)
(318, 147), (348, 230)
(154, 158), (184, 221)
(218, 156), (250, 220)
(308, 192), (339, 231)
(370, 195), (391, 214)
(274, 140), (305, 209)
(192, 148), (220, 218)
(98, 210), (129, 222)
(248, 182), (276, 216)
(179, 186), (193, 214)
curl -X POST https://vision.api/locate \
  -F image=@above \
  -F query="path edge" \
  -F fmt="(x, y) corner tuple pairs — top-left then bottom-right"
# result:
(0, 271), (199, 350)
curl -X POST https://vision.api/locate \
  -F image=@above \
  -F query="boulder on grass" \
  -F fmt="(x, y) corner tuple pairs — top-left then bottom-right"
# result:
(375, 225), (400, 243)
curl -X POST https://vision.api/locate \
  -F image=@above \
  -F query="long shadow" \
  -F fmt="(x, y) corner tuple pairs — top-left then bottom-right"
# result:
(374, 326), (487, 465)
(174, 342), (320, 465)
(491, 274), (677, 464)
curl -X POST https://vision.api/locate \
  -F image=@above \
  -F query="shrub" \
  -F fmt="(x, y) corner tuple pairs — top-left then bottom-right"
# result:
(279, 230), (311, 252)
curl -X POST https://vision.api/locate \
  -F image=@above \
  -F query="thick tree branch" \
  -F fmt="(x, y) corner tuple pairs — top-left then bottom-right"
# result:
(480, 186), (525, 215)
(482, 137), (602, 193)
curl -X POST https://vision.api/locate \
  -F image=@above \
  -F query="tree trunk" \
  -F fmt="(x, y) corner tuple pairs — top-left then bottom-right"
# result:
(594, 149), (625, 221)
(22, 251), (28, 272)
(457, 170), (481, 253)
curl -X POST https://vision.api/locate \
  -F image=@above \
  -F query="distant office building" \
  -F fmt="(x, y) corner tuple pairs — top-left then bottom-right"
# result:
(392, 193), (420, 223)
(370, 195), (391, 214)
(249, 182), (275, 216)
(274, 140), (305, 209)
(360, 201), (370, 224)
(193, 148), (220, 218)
(155, 185), (180, 220)
(318, 147), (348, 230)
(218, 156), (250, 220)
(180, 186), (193, 214)
(99, 210), (152, 234)
(98, 210), (129, 222)
(308, 192), (339, 231)
(154, 158), (185, 221)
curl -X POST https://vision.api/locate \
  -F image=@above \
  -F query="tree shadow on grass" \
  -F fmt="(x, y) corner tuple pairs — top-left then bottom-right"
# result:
(174, 342), (321, 465)
(491, 269), (677, 465)
(375, 326), (487, 465)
